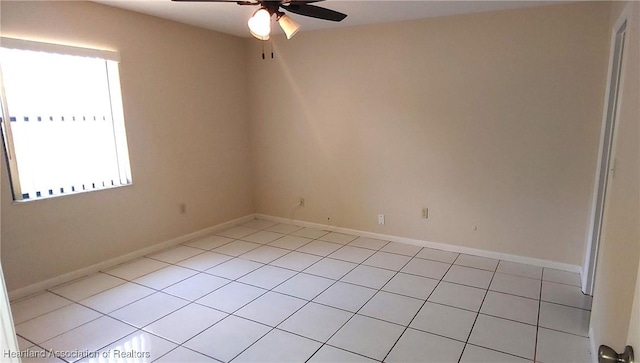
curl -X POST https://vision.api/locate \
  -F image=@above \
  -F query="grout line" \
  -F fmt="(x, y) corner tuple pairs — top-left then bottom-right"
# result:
(40, 240), (283, 360)
(27, 291), (109, 347)
(306, 244), (418, 362)
(180, 225), (370, 361)
(151, 346), (198, 363)
(313, 342), (383, 362)
(536, 325), (591, 339)
(381, 254), (459, 362)
(220, 250), (361, 361)
(465, 342), (538, 362)
(244, 220), (588, 359)
(535, 272), (544, 362)
(40, 223), (532, 301)
(11, 297), (77, 326)
(457, 259), (499, 363)
(224, 233), (392, 359)
(539, 299), (592, 312)
(541, 267), (584, 289)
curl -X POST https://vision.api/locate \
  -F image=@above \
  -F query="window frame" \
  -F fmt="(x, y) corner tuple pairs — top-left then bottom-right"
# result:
(0, 37), (132, 202)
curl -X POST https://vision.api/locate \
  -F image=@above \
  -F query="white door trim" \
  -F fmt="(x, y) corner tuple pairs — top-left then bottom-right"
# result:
(0, 263), (21, 362)
(582, 11), (630, 295)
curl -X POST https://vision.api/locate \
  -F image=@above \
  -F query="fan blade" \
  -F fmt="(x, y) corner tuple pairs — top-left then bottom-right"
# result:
(283, 3), (346, 21)
(171, 0), (257, 4)
(286, 0), (325, 4)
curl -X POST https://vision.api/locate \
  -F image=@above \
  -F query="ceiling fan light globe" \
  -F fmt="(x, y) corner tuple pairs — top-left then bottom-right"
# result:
(248, 8), (271, 40)
(249, 29), (269, 40)
(278, 14), (300, 39)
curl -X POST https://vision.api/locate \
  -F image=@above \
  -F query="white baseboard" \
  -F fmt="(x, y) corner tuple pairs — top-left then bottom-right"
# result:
(8, 213), (256, 301)
(256, 214), (583, 274)
(9, 212), (583, 301)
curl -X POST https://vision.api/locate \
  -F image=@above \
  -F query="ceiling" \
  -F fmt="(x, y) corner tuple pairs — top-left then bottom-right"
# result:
(95, 0), (567, 38)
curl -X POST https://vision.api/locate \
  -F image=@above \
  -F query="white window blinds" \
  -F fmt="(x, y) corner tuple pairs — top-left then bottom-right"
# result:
(0, 38), (132, 201)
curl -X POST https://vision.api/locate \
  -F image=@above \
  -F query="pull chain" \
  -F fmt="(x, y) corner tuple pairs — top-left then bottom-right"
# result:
(260, 39), (274, 60)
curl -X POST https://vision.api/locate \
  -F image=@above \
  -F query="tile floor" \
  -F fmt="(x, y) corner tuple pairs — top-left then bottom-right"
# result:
(11, 219), (593, 363)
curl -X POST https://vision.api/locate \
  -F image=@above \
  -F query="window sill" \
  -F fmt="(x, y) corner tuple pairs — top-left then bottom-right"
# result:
(11, 182), (133, 204)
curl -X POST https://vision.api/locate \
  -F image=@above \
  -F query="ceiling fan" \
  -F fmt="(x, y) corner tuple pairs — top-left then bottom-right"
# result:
(171, 0), (347, 40)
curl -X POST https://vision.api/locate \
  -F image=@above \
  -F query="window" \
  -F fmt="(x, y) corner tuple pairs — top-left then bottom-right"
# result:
(0, 38), (132, 201)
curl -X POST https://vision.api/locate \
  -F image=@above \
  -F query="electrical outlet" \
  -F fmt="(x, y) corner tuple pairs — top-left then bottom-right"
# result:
(179, 203), (187, 215)
(422, 207), (429, 219)
(378, 214), (385, 225)
(299, 197), (305, 207)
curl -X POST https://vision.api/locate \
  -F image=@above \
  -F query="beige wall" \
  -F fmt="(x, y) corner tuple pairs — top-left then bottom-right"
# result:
(0, 0), (624, 300)
(590, 0), (640, 352)
(0, 1), (253, 291)
(248, 3), (610, 265)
